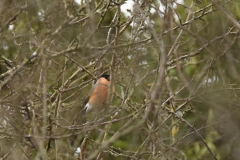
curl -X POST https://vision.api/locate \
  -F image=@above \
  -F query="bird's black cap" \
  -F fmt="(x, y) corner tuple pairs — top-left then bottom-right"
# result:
(101, 74), (110, 81)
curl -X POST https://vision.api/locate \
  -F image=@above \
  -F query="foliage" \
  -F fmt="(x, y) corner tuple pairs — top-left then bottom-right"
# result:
(0, 0), (240, 159)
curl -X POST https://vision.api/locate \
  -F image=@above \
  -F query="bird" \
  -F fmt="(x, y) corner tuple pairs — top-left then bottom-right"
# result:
(70, 74), (114, 154)
(81, 74), (114, 117)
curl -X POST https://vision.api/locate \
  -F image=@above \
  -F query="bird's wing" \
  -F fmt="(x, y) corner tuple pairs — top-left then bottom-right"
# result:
(81, 96), (90, 116)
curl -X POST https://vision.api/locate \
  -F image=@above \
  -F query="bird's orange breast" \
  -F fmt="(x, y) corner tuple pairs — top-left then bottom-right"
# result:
(88, 77), (114, 110)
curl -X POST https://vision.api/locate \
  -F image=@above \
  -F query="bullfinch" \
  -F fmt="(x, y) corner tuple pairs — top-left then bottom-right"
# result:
(81, 74), (114, 116)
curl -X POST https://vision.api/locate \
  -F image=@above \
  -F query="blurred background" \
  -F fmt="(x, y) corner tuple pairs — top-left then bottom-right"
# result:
(0, 0), (240, 159)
